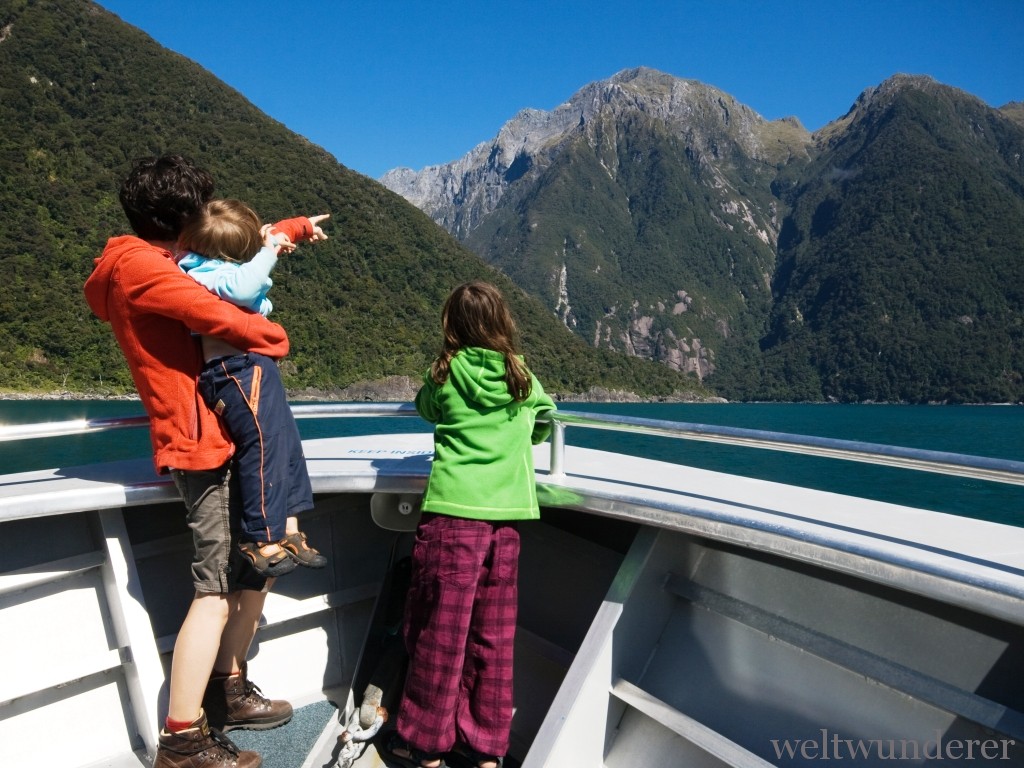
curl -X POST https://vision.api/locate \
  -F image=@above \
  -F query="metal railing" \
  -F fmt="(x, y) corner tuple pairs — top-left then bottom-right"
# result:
(1, 402), (1023, 486)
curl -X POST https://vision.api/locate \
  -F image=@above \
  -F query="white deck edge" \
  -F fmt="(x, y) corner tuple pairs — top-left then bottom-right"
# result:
(2, 434), (1022, 627)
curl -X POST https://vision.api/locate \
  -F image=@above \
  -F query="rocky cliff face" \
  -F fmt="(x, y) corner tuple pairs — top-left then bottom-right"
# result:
(382, 68), (812, 382)
(380, 104), (577, 240)
(381, 69), (1024, 402)
(382, 67), (810, 243)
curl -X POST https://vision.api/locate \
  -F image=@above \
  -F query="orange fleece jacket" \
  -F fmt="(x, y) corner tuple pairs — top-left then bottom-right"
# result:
(84, 235), (290, 473)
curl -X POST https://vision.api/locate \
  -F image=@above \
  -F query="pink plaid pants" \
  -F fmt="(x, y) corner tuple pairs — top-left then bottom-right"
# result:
(396, 513), (520, 757)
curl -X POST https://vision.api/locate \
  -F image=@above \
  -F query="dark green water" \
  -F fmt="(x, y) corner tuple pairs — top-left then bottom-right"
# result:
(2, 401), (1022, 527)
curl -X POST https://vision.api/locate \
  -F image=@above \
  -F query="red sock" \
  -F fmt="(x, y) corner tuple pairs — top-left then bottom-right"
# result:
(165, 715), (200, 733)
(211, 668), (234, 678)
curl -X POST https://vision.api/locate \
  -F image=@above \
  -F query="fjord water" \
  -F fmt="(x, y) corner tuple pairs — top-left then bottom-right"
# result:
(2, 401), (1021, 528)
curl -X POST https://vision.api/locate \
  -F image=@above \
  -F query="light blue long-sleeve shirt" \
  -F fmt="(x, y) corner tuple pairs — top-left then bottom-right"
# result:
(178, 246), (278, 316)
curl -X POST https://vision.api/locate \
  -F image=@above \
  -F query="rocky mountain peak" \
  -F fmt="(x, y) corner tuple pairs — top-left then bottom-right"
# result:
(848, 74), (945, 116)
(814, 73), (995, 146)
(380, 68), (810, 240)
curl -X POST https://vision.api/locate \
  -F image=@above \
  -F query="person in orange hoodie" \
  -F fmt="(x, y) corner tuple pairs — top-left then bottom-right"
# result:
(84, 155), (297, 768)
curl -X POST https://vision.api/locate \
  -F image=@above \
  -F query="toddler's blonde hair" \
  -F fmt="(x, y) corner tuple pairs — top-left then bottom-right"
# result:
(178, 198), (263, 263)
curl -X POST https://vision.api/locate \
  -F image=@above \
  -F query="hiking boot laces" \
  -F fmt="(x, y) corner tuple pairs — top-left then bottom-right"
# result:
(213, 729), (240, 750)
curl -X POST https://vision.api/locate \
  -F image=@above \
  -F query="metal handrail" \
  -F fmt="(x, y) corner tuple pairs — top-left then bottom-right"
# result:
(543, 410), (1024, 486)
(0, 404), (417, 442)
(0, 414), (151, 441)
(1, 402), (1023, 486)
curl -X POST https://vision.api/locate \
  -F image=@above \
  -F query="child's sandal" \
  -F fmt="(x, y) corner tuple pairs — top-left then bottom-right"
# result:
(454, 745), (503, 768)
(238, 540), (297, 577)
(382, 732), (447, 768)
(280, 531), (328, 568)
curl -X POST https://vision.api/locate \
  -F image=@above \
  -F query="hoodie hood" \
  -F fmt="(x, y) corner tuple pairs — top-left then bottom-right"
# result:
(84, 235), (165, 321)
(447, 347), (516, 409)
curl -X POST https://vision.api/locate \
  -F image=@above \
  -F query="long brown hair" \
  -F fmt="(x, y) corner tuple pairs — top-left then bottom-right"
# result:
(430, 281), (532, 401)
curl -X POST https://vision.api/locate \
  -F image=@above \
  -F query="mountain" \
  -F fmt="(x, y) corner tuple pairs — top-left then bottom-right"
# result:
(382, 70), (1024, 403)
(763, 75), (1024, 402)
(0, 1), (704, 400)
(384, 68), (813, 386)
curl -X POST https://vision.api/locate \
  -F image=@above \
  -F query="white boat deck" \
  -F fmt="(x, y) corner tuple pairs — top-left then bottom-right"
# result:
(3, 433), (1023, 620)
(535, 444), (1024, 624)
(3, 433), (1024, 767)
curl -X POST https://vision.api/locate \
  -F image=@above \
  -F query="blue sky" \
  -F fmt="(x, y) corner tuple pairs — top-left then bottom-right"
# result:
(95, 1), (1023, 180)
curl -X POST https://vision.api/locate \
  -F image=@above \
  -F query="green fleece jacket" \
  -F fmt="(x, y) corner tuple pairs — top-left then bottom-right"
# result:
(415, 347), (556, 520)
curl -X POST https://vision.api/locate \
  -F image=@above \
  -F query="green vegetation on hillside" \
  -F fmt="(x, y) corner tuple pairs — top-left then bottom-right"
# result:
(0, 0), (704, 400)
(467, 110), (778, 391)
(762, 82), (1024, 402)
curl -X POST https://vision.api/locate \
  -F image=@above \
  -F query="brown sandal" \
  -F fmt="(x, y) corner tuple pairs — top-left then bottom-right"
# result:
(280, 531), (328, 568)
(239, 540), (297, 577)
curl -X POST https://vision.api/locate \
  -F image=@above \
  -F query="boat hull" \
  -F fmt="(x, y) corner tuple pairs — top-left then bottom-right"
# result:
(2, 433), (1022, 766)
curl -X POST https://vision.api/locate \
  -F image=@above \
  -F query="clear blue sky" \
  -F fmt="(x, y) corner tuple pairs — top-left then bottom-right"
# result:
(95, 1), (1023, 180)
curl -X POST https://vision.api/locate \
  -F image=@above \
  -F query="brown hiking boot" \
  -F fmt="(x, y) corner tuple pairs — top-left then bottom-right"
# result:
(153, 712), (261, 768)
(203, 662), (293, 732)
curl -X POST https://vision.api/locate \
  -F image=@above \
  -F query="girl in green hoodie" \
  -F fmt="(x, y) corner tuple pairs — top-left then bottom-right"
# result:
(388, 281), (555, 768)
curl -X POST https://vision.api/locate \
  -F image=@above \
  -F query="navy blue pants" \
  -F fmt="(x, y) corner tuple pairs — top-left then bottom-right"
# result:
(198, 353), (313, 543)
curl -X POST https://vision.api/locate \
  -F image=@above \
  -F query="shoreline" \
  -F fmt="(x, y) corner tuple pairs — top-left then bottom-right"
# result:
(0, 390), (728, 404)
(0, 377), (726, 405)
(3, 390), (1020, 406)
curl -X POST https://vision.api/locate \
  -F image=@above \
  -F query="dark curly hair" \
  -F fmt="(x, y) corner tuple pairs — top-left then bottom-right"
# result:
(119, 155), (215, 241)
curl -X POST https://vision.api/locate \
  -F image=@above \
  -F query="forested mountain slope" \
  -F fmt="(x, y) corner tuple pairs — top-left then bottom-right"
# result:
(0, 1), (703, 399)
(762, 76), (1024, 402)
(385, 70), (1024, 402)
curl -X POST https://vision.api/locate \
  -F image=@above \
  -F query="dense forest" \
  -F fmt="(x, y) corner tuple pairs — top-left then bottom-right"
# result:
(0, 0), (706, 400)
(760, 79), (1024, 402)
(3, 2), (1023, 403)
